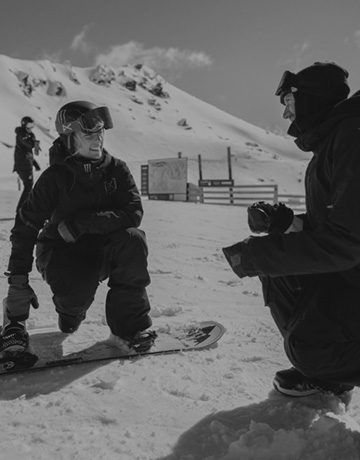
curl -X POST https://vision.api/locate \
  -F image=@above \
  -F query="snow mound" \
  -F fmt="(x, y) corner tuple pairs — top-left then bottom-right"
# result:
(167, 391), (360, 460)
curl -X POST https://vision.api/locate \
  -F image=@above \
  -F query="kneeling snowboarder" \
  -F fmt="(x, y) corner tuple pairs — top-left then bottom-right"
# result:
(2, 101), (155, 361)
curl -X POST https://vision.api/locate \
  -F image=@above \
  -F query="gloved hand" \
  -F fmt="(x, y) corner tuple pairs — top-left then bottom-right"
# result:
(247, 201), (294, 234)
(58, 220), (77, 243)
(34, 140), (41, 155)
(3, 274), (39, 320)
(33, 159), (41, 171)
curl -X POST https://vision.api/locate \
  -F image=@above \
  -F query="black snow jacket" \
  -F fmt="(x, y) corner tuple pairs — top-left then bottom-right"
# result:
(223, 93), (360, 380)
(224, 93), (360, 283)
(13, 126), (36, 172)
(8, 139), (143, 274)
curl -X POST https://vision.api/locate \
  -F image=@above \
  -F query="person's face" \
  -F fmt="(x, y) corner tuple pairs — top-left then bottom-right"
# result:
(282, 92), (296, 122)
(25, 123), (35, 132)
(73, 127), (104, 160)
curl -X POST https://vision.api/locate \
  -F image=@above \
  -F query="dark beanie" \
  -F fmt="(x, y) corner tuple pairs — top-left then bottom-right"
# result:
(293, 62), (350, 101)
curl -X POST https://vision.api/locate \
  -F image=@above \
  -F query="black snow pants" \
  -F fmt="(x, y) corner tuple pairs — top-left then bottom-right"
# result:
(36, 227), (152, 338)
(261, 272), (360, 386)
(16, 169), (34, 212)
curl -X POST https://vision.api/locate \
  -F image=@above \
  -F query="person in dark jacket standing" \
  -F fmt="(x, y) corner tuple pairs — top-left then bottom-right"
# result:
(13, 116), (41, 212)
(223, 62), (360, 397)
(1, 101), (154, 360)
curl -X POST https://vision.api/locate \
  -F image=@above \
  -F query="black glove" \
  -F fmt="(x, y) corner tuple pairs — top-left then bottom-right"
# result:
(3, 274), (39, 320)
(247, 202), (294, 234)
(33, 159), (41, 171)
(34, 140), (41, 155)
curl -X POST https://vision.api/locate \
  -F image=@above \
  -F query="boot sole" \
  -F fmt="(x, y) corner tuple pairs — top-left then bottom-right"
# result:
(273, 378), (320, 397)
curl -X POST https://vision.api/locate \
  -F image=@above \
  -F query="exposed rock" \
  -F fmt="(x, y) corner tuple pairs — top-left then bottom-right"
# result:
(147, 98), (162, 111)
(149, 82), (169, 99)
(124, 80), (137, 91)
(47, 81), (66, 96)
(15, 71), (47, 97)
(130, 95), (144, 105)
(63, 61), (80, 85)
(177, 118), (188, 127)
(89, 65), (116, 86)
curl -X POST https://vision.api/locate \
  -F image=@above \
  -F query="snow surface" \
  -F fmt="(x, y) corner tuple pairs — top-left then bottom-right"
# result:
(0, 55), (360, 460)
(1, 196), (360, 460)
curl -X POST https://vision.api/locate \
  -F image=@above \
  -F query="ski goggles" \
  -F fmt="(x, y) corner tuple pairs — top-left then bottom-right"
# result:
(275, 71), (299, 98)
(56, 106), (113, 134)
(275, 70), (348, 102)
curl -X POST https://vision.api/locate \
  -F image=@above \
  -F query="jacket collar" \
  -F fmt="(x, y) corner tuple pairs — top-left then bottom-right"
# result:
(293, 95), (360, 152)
(50, 138), (111, 170)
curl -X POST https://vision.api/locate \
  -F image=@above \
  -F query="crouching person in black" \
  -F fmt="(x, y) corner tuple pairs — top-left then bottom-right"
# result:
(1, 101), (155, 358)
(223, 62), (360, 398)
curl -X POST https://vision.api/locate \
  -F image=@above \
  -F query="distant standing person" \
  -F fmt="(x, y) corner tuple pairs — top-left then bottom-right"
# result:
(14, 116), (41, 212)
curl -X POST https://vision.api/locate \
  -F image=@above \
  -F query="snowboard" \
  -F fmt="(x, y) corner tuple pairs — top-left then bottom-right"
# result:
(0, 321), (225, 375)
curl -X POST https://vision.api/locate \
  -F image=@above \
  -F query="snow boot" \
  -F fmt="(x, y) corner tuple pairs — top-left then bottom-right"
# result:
(0, 321), (29, 355)
(273, 367), (354, 397)
(109, 330), (157, 353)
(0, 321), (38, 370)
(126, 330), (157, 352)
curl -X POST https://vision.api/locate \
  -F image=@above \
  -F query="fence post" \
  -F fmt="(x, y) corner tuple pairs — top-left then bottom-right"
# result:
(229, 186), (234, 204)
(199, 187), (204, 203)
(273, 184), (279, 204)
(227, 147), (233, 181)
(140, 165), (149, 196)
(198, 154), (203, 181)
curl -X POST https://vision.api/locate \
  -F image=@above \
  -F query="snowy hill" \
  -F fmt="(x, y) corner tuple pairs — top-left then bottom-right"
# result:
(0, 54), (309, 193)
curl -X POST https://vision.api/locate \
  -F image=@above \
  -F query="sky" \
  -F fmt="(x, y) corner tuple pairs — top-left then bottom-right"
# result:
(2, 0), (360, 133)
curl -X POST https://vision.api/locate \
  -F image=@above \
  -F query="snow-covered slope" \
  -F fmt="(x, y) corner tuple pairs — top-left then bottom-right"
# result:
(0, 194), (360, 460)
(0, 54), (309, 193)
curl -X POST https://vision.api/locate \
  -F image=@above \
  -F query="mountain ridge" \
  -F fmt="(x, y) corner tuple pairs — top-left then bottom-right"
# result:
(0, 54), (309, 193)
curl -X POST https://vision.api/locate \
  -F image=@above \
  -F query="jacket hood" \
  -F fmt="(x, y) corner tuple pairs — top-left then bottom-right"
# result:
(49, 138), (73, 166)
(294, 93), (360, 152)
(49, 138), (112, 191)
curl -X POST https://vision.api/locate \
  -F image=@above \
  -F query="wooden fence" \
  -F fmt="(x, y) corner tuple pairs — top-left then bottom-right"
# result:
(197, 184), (278, 206)
(141, 162), (306, 211)
(192, 185), (306, 211)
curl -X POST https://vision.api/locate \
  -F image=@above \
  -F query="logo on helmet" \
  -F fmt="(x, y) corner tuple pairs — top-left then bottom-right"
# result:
(62, 123), (73, 132)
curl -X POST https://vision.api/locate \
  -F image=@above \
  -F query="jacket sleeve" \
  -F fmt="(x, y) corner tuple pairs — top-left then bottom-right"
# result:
(224, 126), (360, 278)
(16, 131), (35, 152)
(65, 161), (143, 239)
(7, 169), (59, 274)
